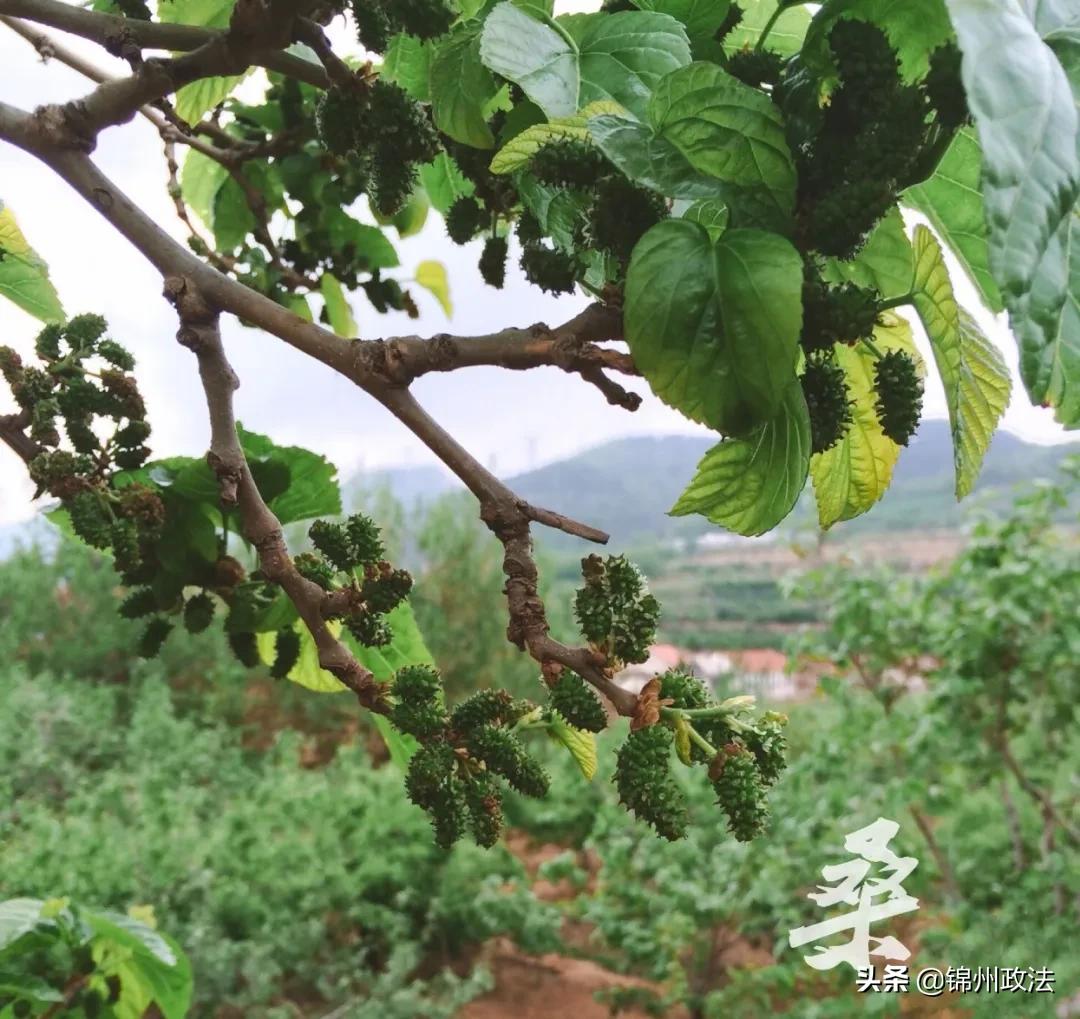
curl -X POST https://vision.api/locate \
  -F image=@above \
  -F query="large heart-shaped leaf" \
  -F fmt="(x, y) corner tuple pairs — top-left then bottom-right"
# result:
(904, 128), (1004, 313)
(810, 314), (923, 528)
(589, 62), (796, 229)
(670, 381), (811, 535)
(480, 3), (691, 120)
(910, 226), (1011, 497)
(624, 219), (804, 436)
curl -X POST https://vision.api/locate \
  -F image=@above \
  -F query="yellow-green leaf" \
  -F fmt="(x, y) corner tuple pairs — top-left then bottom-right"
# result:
(414, 260), (452, 316)
(0, 204), (65, 323)
(670, 381), (811, 536)
(489, 100), (623, 173)
(257, 622), (347, 693)
(548, 713), (598, 781)
(810, 314), (924, 528)
(673, 715), (693, 766)
(175, 72), (248, 124)
(910, 225), (1011, 498)
(320, 272), (358, 338)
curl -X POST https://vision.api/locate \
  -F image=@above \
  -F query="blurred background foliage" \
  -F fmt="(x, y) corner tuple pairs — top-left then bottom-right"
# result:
(2, 464), (1078, 1017)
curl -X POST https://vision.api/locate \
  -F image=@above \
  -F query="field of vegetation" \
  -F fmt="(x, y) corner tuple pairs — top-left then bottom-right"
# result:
(3, 468), (1077, 1017)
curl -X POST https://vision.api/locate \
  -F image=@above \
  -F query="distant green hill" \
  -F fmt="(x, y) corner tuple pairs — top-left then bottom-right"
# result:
(333, 420), (1077, 550)
(508, 421), (1077, 548)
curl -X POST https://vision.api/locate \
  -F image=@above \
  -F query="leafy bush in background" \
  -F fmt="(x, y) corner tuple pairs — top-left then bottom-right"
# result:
(0, 667), (560, 1016)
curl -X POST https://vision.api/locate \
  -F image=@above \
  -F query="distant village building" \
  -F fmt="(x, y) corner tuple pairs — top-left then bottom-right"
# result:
(615, 644), (813, 702)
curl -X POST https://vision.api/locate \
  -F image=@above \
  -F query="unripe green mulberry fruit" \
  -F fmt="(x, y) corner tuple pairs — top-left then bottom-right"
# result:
(745, 711), (788, 786)
(270, 627), (301, 679)
(109, 519), (141, 574)
(346, 512), (385, 566)
(35, 324), (62, 361)
(430, 784), (468, 848)
(114, 445), (150, 470)
(715, 3), (743, 45)
(345, 610), (392, 647)
(614, 726), (689, 841)
(924, 44), (969, 130)
(114, 420), (151, 449)
(316, 85), (361, 155)
(405, 740), (457, 810)
(120, 586), (158, 619)
(349, 0), (393, 52)
(801, 353), (853, 455)
(138, 618), (173, 659)
(183, 592), (215, 633)
(450, 688), (515, 734)
(393, 665), (448, 740)
(587, 176), (666, 262)
(446, 196), (486, 245)
(96, 339), (136, 371)
(549, 672), (607, 733)
(295, 552), (336, 590)
(467, 725), (549, 798)
(64, 314), (108, 354)
(726, 48), (784, 88)
(309, 520), (354, 573)
(611, 594), (660, 664)
(574, 584), (613, 646)
(464, 771), (504, 848)
(479, 236), (508, 289)
(228, 630), (261, 668)
(530, 141), (608, 189)
(873, 348), (923, 446)
(658, 669), (710, 710)
(68, 490), (112, 549)
(520, 243), (578, 295)
(362, 567), (412, 613)
(712, 744), (769, 841)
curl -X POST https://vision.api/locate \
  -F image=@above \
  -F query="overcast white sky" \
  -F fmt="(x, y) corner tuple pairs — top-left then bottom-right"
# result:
(0, 4), (1073, 526)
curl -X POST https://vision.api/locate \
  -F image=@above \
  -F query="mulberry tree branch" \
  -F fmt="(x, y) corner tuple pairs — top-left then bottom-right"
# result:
(162, 273), (387, 711)
(0, 0), (329, 88)
(0, 98), (640, 717)
(0, 410), (40, 465)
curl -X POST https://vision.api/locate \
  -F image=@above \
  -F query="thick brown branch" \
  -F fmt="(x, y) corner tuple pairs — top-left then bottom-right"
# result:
(0, 0), (329, 87)
(163, 274), (386, 710)
(368, 304), (641, 411)
(0, 99), (640, 716)
(0, 409), (39, 465)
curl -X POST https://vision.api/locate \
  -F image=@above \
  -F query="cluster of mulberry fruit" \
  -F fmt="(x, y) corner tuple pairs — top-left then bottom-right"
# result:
(574, 553), (661, 667)
(316, 78), (439, 216)
(349, 0), (454, 54)
(780, 19), (968, 260)
(392, 668), (548, 847)
(613, 669), (788, 841)
(800, 265), (881, 355)
(299, 512), (414, 648)
(2, 317), (163, 582)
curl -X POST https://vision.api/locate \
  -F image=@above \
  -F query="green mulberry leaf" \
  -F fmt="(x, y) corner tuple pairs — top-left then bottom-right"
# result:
(910, 226), (1011, 498)
(671, 381), (812, 536)
(624, 219), (804, 436)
